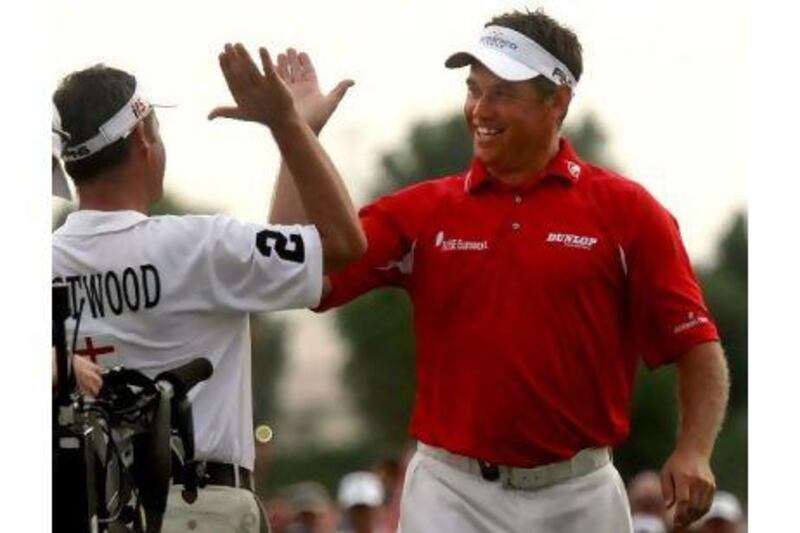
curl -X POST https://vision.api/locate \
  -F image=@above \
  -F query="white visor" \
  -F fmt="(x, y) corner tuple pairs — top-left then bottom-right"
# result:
(52, 106), (72, 200)
(60, 82), (168, 163)
(699, 491), (743, 524)
(337, 472), (384, 509)
(445, 25), (577, 89)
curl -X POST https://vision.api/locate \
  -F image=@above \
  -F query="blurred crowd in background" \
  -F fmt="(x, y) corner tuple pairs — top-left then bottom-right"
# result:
(261, 455), (402, 533)
(257, 453), (746, 533)
(627, 471), (745, 533)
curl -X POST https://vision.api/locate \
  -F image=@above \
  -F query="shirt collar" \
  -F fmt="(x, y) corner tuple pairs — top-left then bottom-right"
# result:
(55, 209), (149, 236)
(463, 137), (584, 194)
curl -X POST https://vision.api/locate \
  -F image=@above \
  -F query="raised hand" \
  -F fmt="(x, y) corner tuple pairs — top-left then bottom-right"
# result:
(208, 43), (297, 128)
(275, 48), (353, 135)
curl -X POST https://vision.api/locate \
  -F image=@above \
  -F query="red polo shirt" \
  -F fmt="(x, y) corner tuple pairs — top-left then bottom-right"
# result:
(318, 138), (718, 467)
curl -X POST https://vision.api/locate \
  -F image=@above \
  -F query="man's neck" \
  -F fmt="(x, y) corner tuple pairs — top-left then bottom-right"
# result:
(79, 197), (148, 214)
(77, 172), (149, 214)
(487, 135), (561, 187)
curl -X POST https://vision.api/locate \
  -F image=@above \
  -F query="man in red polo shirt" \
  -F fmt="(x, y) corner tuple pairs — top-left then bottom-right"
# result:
(269, 9), (729, 533)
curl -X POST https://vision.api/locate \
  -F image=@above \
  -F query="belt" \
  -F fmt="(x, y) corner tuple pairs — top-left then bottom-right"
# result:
(203, 462), (255, 491)
(173, 461), (255, 492)
(417, 442), (611, 491)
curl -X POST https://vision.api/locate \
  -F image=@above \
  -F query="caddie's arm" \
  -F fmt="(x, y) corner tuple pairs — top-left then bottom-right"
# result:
(209, 43), (365, 273)
(660, 341), (730, 530)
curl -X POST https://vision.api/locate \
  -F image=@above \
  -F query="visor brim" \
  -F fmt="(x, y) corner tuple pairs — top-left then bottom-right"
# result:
(445, 48), (542, 81)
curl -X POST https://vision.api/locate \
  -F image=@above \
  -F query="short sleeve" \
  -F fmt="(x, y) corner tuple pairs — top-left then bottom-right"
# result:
(316, 200), (413, 311)
(190, 215), (323, 312)
(626, 189), (720, 368)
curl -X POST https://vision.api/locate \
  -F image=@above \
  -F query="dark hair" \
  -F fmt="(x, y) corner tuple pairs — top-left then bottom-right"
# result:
(53, 65), (137, 185)
(487, 8), (583, 98)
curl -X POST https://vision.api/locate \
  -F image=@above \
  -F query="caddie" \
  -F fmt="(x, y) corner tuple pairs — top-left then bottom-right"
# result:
(52, 43), (365, 532)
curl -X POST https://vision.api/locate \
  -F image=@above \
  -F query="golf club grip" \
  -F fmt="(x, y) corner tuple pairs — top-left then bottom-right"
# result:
(156, 358), (213, 397)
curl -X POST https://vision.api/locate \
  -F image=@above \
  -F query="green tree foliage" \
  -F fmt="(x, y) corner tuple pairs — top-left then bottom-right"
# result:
(52, 192), (287, 429)
(702, 214), (747, 500)
(702, 213), (747, 412)
(336, 111), (747, 503)
(251, 314), (287, 428)
(373, 113), (472, 198)
(336, 288), (415, 453)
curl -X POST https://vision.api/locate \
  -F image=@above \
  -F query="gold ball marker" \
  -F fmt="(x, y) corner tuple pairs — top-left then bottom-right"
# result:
(255, 424), (273, 443)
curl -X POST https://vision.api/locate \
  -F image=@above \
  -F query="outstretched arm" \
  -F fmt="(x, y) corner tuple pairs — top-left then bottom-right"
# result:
(209, 43), (364, 273)
(269, 48), (353, 227)
(660, 341), (729, 529)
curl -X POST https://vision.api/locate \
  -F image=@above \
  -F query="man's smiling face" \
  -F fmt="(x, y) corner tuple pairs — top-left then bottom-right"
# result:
(463, 62), (560, 175)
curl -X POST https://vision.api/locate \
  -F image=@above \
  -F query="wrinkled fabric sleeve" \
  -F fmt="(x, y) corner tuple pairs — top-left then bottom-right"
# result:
(191, 215), (324, 313)
(626, 189), (720, 368)
(316, 200), (412, 311)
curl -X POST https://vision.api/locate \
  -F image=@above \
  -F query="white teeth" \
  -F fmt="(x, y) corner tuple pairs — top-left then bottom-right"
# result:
(477, 127), (502, 136)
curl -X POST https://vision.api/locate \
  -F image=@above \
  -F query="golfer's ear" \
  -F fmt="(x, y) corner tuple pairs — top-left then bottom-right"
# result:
(128, 122), (149, 153)
(552, 85), (572, 123)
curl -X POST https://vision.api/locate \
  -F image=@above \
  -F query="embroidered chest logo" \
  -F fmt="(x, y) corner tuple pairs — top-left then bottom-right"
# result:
(435, 231), (489, 252)
(546, 232), (599, 250)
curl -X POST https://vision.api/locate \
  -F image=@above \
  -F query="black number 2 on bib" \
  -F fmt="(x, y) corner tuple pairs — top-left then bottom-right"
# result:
(256, 229), (305, 263)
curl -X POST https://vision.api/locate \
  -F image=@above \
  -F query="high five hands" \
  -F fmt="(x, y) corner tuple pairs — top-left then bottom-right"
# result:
(208, 43), (297, 128)
(209, 42), (353, 135)
(274, 47), (353, 135)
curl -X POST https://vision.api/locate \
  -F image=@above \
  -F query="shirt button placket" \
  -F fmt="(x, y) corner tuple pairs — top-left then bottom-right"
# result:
(511, 194), (522, 232)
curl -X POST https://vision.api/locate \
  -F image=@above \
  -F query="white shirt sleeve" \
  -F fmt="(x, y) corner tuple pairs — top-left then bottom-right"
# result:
(161, 215), (323, 313)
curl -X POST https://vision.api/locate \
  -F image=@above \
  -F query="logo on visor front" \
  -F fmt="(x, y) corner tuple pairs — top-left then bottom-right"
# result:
(63, 145), (90, 159)
(481, 31), (518, 51)
(131, 97), (149, 119)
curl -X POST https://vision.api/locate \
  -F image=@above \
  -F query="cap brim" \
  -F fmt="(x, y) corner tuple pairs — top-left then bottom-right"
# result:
(701, 508), (741, 523)
(445, 48), (542, 81)
(52, 157), (72, 200)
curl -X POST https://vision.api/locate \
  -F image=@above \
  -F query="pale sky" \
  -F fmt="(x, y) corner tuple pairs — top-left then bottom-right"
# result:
(50, 0), (747, 265)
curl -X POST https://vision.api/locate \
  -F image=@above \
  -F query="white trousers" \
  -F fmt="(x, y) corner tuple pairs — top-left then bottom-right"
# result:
(398, 446), (633, 533)
(161, 485), (267, 532)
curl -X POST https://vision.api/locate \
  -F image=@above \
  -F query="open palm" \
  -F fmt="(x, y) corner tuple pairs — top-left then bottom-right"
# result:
(208, 43), (295, 127)
(275, 48), (353, 134)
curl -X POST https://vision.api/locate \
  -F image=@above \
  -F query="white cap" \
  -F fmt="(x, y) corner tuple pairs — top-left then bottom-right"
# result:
(52, 106), (72, 200)
(60, 80), (171, 163)
(337, 471), (384, 509)
(445, 25), (577, 89)
(631, 513), (667, 533)
(700, 491), (744, 524)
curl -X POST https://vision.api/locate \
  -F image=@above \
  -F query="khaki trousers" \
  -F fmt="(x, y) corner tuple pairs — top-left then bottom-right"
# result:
(161, 485), (269, 533)
(398, 444), (633, 533)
